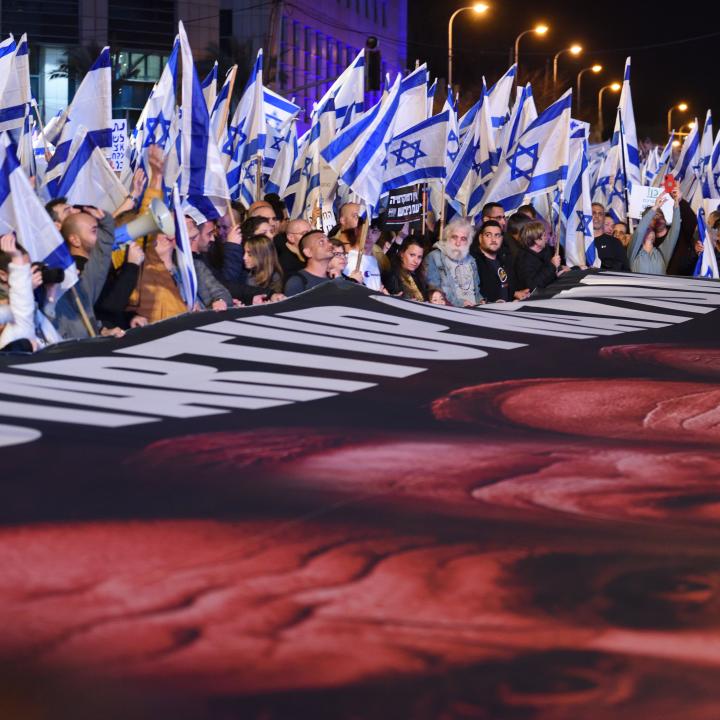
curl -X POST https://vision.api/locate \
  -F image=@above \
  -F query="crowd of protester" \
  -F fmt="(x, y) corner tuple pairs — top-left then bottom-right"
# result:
(0, 144), (716, 353)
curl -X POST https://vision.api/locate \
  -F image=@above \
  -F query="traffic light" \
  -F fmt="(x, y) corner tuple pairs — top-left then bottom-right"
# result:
(365, 36), (381, 91)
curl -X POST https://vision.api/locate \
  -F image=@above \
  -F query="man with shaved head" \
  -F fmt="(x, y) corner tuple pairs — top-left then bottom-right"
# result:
(48, 205), (116, 339)
(275, 218), (310, 276)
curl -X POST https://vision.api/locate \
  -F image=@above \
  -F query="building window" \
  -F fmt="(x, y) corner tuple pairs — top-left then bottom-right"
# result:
(382, 1), (387, 27)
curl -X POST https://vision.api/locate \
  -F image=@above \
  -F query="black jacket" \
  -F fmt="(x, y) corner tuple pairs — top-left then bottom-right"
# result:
(514, 245), (558, 292)
(592, 233), (630, 272)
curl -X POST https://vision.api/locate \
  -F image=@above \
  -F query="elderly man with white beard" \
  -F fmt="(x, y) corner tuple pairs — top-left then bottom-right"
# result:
(422, 217), (484, 307)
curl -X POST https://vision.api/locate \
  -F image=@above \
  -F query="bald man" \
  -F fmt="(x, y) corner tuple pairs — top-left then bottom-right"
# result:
(275, 218), (311, 275)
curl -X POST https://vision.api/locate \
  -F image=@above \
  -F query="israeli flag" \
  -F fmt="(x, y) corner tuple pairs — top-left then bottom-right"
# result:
(445, 80), (495, 214)
(55, 126), (128, 214)
(673, 119), (700, 196)
(642, 146), (659, 186)
(381, 110), (449, 194)
(178, 21), (230, 220)
(500, 84), (537, 159)
(694, 208), (720, 279)
(561, 120), (599, 268)
(487, 64), (517, 134)
(331, 66), (428, 210)
(706, 128), (720, 200)
(330, 49), (366, 130)
(44, 46), (112, 198)
(0, 135), (78, 295)
(224, 49), (266, 206)
(263, 88), (300, 176)
(0, 35), (31, 132)
(210, 65), (237, 145)
(172, 185), (198, 310)
(699, 110), (714, 199)
(650, 132), (675, 188)
(136, 38), (178, 162)
(484, 90), (572, 213)
(265, 120), (298, 198)
(201, 62), (218, 112)
(611, 57), (641, 187)
(427, 78), (437, 119)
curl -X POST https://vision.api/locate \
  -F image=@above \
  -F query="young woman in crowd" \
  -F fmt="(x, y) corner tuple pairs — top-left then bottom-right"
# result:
(383, 237), (429, 302)
(243, 234), (285, 300)
(514, 220), (569, 292)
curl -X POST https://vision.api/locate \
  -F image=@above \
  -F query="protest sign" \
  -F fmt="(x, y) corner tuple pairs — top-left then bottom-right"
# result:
(628, 183), (673, 223)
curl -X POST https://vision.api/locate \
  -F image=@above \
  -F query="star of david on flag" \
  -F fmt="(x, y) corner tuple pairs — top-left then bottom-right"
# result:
(390, 139), (426, 169)
(507, 142), (539, 182)
(447, 129), (459, 163)
(143, 112), (172, 148)
(576, 209), (592, 235)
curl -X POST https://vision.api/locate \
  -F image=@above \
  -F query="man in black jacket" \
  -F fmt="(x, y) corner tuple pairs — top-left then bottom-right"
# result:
(591, 203), (631, 271)
(472, 221), (530, 302)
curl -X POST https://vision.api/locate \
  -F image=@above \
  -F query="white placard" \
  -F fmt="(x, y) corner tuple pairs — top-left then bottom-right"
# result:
(306, 203), (336, 235)
(109, 119), (127, 172)
(628, 184), (673, 224)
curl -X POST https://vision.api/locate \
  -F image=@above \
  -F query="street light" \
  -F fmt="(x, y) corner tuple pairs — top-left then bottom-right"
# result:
(514, 24), (549, 84)
(667, 102), (688, 136)
(448, 3), (490, 91)
(597, 82), (621, 139)
(552, 44), (582, 91)
(576, 64), (602, 116)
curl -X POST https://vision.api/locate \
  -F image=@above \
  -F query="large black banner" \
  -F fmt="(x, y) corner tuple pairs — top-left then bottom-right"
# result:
(2, 272), (720, 718)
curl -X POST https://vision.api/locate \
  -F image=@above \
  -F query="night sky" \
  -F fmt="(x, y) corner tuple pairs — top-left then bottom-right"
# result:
(408, 1), (718, 143)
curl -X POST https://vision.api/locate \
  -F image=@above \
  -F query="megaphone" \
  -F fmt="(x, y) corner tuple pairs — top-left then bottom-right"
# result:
(112, 198), (175, 249)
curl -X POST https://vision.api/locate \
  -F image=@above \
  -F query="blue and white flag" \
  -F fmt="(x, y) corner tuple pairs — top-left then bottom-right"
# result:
(178, 21), (230, 220)
(706, 128), (720, 200)
(650, 132), (674, 188)
(445, 80), (495, 215)
(484, 90), (572, 213)
(136, 38), (178, 162)
(263, 87), (300, 176)
(673, 119), (700, 196)
(426, 78), (437, 119)
(487, 64), (517, 135)
(611, 57), (641, 187)
(497, 83), (537, 165)
(201, 62), (218, 112)
(172, 185), (198, 310)
(642, 146), (659, 186)
(55, 126), (128, 214)
(381, 109), (449, 194)
(210, 65), (237, 145)
(265, 120), (298, 198)
(0, 35), (31, 132)
(43, 47), (112, 198)
(699, 110), (714, 200)
(224, 49), (265, 206)
(329, 66), (428, 210)
(694, 208), (720, 279)
(561, 120), (599, 268)
(0, 135), (78, 295)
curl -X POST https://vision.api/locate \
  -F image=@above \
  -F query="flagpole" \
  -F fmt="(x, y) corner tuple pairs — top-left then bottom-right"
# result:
(438, 181), (446, 239)
(216, 66), (238, 145)
(354, 204), (369, 274)
(255, 152), (262, 201)
(70, 287), (97, 337)
(30, 100), (52, 163)
(617, 108), (634, 233)
(421, 183), (427, 235)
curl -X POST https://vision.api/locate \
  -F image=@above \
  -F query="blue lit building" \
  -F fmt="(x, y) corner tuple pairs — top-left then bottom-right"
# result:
(222, 0), (408, 123)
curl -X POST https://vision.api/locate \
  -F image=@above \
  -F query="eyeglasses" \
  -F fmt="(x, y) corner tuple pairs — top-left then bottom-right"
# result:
(332, 251), (347, 257)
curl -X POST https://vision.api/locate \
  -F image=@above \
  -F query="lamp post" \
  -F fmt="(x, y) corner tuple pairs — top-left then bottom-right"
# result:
(513, 24), (548, 85)
(552, 44), (582, 93)
(667, 102), (688, 136)
(576, 64), (602, 117)
(448, 3), (489, 91)
(597, 82), (621, 139)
